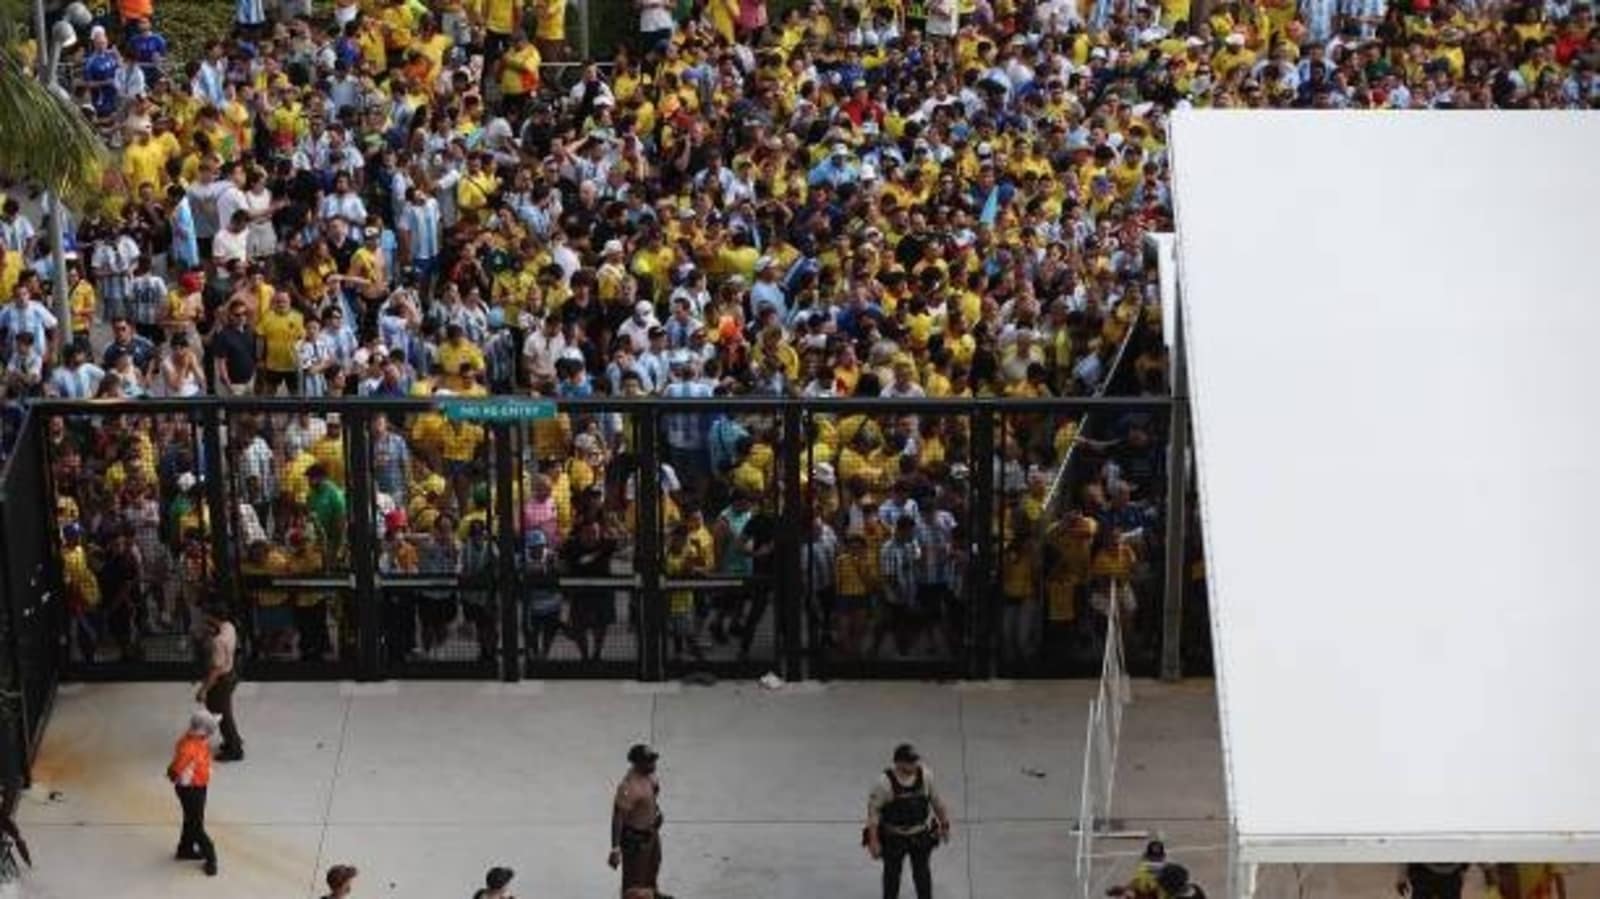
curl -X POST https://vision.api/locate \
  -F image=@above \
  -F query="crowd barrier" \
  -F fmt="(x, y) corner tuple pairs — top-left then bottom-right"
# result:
(5, 395), (1183, 688)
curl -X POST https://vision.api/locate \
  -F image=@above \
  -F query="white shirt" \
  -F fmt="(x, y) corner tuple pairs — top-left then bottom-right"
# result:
(212, 227), (248, 264)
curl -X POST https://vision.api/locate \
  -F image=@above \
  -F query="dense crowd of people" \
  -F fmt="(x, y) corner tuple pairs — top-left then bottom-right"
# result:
(27, 0), (1593, 670)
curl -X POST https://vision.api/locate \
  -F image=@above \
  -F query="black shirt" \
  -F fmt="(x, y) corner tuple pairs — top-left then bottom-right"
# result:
(212, 325), (257, 383)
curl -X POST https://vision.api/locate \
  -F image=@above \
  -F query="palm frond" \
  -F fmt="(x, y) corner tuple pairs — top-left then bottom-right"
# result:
(0, 3), (105, 202)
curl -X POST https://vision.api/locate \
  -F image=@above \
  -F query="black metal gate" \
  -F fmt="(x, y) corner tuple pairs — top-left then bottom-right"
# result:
(0, 410), (61, 782)
(23, 395), (1178, 686)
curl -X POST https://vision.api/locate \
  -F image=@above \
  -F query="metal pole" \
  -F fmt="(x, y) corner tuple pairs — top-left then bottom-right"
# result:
(968, 404), (997, 679)
(778, 405), (804, 681)
(494, 423), (521, 682)
(577, 0), (590, 63)
(635, 410), (663, 681)
(345, 412), (381, 681)
(34, 0), (72, 358)
(1159, 297), (1191, 682)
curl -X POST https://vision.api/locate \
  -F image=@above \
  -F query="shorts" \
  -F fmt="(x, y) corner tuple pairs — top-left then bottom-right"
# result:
(835, 593), (870, 615)
(258, 368), (300, 394)
(255, 605), (293, 632)
(410, 256), (439, 279)
(568, 591), (617, 630)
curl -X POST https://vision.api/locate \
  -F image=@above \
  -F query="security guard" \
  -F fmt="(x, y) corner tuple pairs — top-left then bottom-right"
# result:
(167, 710), (219, 876)
(609, 744), (674, 899)
(865, 743), (951, 899)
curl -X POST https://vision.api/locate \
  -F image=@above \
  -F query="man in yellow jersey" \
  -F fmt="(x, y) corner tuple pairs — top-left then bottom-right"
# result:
(255, 291), (305, 395)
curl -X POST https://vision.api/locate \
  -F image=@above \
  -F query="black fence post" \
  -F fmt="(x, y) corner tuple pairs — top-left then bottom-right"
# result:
(494, 423), (520, 682)
(969, 404), (997, 680)
(636, 409), (663, 682)
(199, 404), (238, 614)
(779, 405), (805, 681)
(345, 411), (381, 681)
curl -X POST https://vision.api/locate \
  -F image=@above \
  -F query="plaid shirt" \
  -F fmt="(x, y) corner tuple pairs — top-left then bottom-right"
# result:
(879, 537), (920, 606)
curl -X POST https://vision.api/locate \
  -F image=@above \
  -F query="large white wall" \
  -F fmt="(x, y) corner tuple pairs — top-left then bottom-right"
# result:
(1172, 111), (1600, 862)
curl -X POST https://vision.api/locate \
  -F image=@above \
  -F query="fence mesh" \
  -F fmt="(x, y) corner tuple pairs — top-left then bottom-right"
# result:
(29, 396), (1177, 681)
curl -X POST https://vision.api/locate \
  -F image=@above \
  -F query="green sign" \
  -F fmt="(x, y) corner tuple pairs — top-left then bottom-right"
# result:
(441, 398), (558, 423)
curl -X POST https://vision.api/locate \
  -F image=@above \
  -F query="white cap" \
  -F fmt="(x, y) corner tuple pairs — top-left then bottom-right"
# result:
(635, 300), (654, 316)
(602, 239), (624, 256)
(177, 472), (198, 493)
(754, 256), (774, 272)
(1226, 32), (1245, 45)
(1185, 36), (1205, 47)
(1090, 46), (1108, 60)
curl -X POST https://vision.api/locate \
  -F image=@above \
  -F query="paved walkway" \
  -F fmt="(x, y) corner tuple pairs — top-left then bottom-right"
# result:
(14, 680), (1593, 898)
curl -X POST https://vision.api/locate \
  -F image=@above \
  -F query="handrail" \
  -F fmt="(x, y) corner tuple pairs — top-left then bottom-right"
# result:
(1039, 300), (1148, 522)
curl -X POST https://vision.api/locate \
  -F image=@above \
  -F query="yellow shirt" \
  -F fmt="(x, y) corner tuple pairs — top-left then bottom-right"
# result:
(310, 436), (346, 486)
(257, 308), (305, 373)
(442, 421), (486, 463)
(501, 43), (543, 96)
(0, 251), (21, 301)
(64, 545), (100, 607)
(535, 0), (565, 40)
(122, 140), (167, 192)
(70, 280), (98, 333)
(437, 340), (486, 390)
(836, 548), (874, 597)
(1001, 543), (1035, 599)
(484, 0), (518, 33)
(457, 171), (499, 221)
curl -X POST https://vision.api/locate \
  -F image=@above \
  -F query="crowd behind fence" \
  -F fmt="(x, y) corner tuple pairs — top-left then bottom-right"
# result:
(21, 393), (1182, 684)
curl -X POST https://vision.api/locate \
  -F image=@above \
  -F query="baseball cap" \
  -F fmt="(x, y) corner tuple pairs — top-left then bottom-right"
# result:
(893, 743), (919, 763)
(627, 743), (659, 765)
(485, 867), (515, 890)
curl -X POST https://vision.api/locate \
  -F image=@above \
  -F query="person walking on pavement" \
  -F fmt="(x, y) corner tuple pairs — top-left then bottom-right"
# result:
(610, 744), (674, 899)
(320, 864), (358, 898)
(167, 710), (220, 876)
(196, 604), (244, 761)
(865, 743), (951, 899)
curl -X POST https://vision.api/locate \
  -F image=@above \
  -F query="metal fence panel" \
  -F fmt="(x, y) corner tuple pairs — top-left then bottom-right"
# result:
(23, 396), (1176, 684)
(0, 411), (59, 781)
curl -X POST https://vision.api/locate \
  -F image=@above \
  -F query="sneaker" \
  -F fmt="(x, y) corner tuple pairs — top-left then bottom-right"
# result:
(175, 849), (201, 861)
(215, 750), (244, 763)
(203, 860), (218, 876)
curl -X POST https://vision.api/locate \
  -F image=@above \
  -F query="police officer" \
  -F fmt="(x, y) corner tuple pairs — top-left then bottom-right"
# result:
(609, 744), (674, 899)
(865, 743), (951, 899)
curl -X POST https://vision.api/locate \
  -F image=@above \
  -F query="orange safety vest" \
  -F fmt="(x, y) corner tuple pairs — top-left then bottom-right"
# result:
(167, 734), (212, 788)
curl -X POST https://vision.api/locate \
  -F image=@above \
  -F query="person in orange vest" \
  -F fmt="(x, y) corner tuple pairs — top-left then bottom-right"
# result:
(167, 710), (219, 876)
